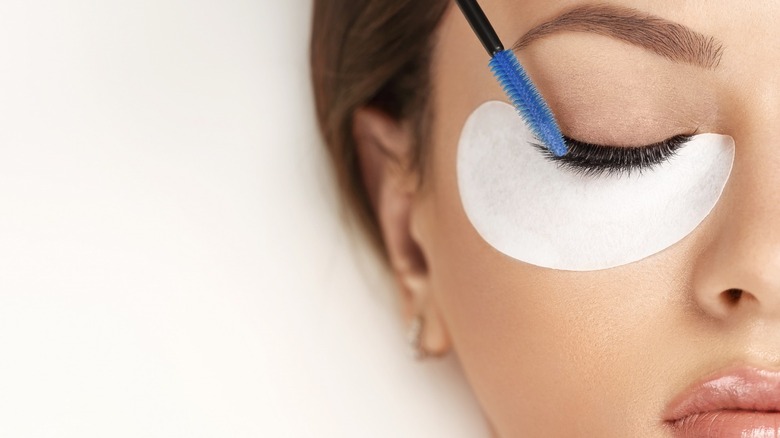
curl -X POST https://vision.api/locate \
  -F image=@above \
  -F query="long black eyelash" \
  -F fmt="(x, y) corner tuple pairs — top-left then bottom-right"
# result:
(531, 134), (694, 177)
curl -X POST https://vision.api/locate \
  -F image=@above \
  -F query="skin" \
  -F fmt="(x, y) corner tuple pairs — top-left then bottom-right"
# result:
(352, 1), (780, 436)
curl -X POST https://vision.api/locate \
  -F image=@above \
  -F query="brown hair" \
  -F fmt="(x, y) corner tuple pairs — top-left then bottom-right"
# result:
(310, 0), (450, 253)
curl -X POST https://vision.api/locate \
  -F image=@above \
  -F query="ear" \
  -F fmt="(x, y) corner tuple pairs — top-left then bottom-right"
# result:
(352, 107), (451, 357)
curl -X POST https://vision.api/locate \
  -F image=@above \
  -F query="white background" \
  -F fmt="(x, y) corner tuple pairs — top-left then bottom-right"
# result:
(0, 1), (489, 437)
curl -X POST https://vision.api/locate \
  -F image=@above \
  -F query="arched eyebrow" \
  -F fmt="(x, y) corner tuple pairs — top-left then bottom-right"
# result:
(512, 4), (725, 69)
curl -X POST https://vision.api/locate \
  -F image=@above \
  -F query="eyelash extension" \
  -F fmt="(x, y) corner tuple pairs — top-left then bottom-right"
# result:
(532, 134), (694, 177)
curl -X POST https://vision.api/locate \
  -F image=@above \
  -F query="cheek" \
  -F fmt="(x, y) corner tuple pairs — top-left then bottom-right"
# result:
(456, 101), (735, 271)
(428, 235), (643, 435)
(428, 226), (699, 436)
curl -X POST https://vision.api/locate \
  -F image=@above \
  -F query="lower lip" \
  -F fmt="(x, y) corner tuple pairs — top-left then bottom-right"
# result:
(668, 411), (780, 437)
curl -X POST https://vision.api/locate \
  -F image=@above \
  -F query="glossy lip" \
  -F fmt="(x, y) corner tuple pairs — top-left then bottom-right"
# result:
(663, 365), (780, 426)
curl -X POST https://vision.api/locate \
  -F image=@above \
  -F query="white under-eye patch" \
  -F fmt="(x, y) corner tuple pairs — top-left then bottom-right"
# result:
(457, 101), (735, 271)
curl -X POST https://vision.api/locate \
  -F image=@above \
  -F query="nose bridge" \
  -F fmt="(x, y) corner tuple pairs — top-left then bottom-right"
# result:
(690, 123), (780, 320)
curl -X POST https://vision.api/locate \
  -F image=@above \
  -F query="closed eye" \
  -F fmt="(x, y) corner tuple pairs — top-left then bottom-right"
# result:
(533, 134), (695, 177)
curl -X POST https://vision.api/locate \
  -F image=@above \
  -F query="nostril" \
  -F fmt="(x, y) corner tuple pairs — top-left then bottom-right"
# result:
(723, 288), (744, 305)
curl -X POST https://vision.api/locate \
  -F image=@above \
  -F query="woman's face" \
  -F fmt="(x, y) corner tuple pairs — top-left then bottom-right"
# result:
(416, 0), (780, 436)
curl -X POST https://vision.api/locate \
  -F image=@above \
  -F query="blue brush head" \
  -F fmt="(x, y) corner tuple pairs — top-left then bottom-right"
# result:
(489, 49), (568, 157)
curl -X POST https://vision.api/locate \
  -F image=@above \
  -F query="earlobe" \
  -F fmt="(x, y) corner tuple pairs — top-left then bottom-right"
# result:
(352, 107), (452, 358)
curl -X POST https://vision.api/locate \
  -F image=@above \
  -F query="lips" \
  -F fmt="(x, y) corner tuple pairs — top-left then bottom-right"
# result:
(664, 366), (780, 437)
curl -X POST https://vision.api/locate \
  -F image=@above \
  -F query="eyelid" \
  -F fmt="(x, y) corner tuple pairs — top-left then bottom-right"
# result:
(533, 133), (695, 177)
(562, 134), (693, 150)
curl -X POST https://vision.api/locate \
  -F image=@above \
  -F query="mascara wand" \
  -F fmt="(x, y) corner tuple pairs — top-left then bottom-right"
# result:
(455, 0), (568, 157)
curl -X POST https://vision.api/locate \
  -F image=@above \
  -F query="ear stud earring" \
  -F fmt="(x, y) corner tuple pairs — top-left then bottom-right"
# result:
(407, 315), (428, 360)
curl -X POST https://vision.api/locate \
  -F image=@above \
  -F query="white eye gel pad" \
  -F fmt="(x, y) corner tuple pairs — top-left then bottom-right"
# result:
(457, 101), (735, 271)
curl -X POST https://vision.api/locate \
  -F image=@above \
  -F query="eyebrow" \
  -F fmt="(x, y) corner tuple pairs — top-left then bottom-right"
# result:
(512, 4), (725, 69)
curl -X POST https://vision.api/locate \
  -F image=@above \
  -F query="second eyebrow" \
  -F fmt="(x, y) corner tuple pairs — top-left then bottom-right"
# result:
(512, 4), (724, 70)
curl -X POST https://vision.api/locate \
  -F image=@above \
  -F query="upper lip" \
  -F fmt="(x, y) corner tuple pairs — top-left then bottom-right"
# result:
(663, 365), (780, 423)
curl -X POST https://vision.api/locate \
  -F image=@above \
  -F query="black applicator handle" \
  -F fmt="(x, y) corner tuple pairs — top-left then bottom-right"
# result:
(455, 0), (505, 56)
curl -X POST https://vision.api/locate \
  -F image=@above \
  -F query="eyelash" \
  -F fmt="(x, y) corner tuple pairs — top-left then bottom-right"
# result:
(532, 134), (695, 177)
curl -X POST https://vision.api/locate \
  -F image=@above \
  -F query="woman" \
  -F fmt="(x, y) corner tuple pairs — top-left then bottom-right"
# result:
(311, 0), (780, 436)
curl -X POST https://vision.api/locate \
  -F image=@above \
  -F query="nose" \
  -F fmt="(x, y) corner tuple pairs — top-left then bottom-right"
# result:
(690, 133), (780, 321)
